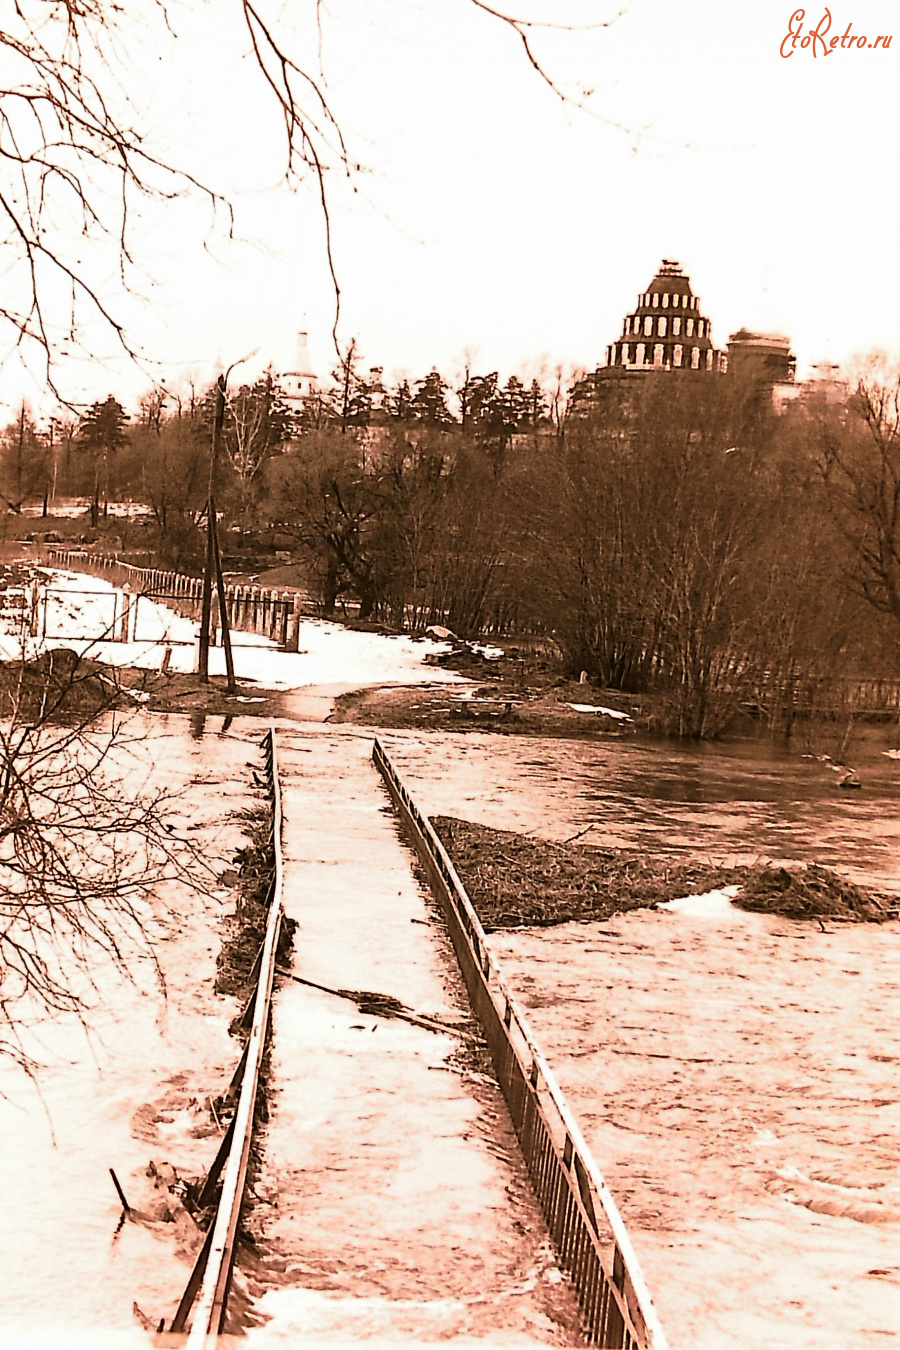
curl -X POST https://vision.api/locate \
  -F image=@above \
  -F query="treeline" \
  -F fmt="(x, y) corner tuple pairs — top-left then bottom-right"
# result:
(4, 354), (899, 735)
(0, 356), (560, 549)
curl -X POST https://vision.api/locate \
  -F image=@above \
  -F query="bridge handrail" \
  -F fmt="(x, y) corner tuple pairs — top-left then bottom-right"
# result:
(179, 727), (284, 1347)
(372, 735), (668, 1350)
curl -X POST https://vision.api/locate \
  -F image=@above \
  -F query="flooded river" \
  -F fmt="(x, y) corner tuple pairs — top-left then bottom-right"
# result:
(378, 726), (900, 1348)
(0, 714), (260, 1348)
(2, 712), (899, 1347)
(377, 726), (900, 894)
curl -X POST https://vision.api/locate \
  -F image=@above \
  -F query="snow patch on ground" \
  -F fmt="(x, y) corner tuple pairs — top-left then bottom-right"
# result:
(566, 703), (632, 721)
(0, 570), (460, 694)
(659, 885), (742, 918)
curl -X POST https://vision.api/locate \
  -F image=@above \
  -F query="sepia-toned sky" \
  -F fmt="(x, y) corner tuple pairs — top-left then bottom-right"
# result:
(2, 0), (898, 412)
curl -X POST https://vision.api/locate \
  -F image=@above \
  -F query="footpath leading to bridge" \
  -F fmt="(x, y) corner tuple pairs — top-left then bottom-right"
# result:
(243, 728), (582, 1346)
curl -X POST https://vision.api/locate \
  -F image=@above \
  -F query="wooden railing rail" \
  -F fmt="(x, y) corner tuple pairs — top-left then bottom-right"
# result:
(372, 736), (668, 1350)
(169, 727), (284, 1345)
(43, 548), (304, 651)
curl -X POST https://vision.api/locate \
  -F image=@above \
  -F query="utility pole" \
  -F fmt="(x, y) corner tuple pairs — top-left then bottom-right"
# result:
(198, 373), (236, 692)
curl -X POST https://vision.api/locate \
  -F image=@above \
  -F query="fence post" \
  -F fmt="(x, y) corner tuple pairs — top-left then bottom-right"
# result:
(278, 592), (289, 647)
(284, 595), (302, 653)
(119, 586), (131, 643)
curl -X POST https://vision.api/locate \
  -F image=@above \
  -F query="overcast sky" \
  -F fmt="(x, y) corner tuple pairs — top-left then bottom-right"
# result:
(2, 0), (898, 415)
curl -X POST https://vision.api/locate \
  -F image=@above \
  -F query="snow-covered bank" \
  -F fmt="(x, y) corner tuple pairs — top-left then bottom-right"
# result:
(0, 569), (462, 696)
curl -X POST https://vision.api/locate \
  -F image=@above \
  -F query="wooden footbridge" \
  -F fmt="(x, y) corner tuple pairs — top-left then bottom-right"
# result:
(152, 728), (668, 1349)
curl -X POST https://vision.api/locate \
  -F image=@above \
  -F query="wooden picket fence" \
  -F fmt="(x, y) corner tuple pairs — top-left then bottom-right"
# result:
(45, 548), (305, 651)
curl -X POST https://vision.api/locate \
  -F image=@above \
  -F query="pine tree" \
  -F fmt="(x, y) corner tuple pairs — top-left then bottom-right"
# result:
(77, 396), (129, 525)
(410, 370), (453, 426)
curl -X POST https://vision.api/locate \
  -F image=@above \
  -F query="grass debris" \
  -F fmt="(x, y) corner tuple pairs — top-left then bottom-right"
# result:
(734, 864), (892, 922)
(432, 816), (896, 929)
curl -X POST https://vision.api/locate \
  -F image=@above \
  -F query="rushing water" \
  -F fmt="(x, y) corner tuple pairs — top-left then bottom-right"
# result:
(0, 714), (259, 1349)
(376, 725), (900, 1349)
(4, 712), (899, 1347)
(377, 726), (900, 894)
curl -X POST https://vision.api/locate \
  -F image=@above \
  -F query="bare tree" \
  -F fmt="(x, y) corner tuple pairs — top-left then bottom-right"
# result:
(0, 2), (226, 392)
(0, 405), (49, 513)
(1, 2), (629, 389)
(128, 412), (208, 567)
(816, 358), (900, 633)
(222, 371), (292, 530)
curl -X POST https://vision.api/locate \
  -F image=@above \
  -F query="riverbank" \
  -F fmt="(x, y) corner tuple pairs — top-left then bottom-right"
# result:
(331, 668), (900, 770)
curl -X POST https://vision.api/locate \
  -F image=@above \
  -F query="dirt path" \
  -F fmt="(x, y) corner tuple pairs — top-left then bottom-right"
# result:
(244, 728), (581, 1346)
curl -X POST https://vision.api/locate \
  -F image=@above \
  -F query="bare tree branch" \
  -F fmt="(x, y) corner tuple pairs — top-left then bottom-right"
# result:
(0, 1), (230, 396)
(1, 1), (637, 387)
(0, 638), (211, 1067)
(466, 0), (637, 129)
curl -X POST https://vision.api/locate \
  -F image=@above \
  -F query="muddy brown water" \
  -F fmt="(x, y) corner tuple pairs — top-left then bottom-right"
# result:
(377, 726), (900, 895)
(3, 710), (898, 1347)
(376, 726), (900, 1348)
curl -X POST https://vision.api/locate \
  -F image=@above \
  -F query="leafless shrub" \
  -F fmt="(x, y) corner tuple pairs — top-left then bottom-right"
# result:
(0, 640), (206, 1069)
(816, 355), (900, 632)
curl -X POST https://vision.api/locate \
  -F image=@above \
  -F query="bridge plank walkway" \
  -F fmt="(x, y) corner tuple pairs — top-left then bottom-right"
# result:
(244, 728), (580, 1346)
